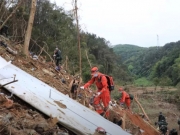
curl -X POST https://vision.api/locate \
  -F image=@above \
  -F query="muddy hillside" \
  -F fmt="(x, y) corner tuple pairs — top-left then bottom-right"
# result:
(0, 36), (163, 135)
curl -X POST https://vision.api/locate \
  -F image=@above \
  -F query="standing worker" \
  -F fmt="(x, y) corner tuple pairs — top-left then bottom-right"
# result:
(53, 47), (62, 71)
(119, 87), (131, 110)
(158, 112), (166, 122)
(80, 67), (111, 118)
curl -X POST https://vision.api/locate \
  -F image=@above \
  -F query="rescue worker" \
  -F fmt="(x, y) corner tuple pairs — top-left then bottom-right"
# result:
(169, 129), (178, 135)
(80, 67), (111, 118)
(155, 119), (168, 134)
(119, 87), (131, 110)
(70, 79), (79, 99)
(53, 47), (62, 71)
(158, 112), (166, 122)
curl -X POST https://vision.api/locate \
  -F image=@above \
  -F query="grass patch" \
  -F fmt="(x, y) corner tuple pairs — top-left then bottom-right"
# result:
(134, 77), (153, 87)
(157, 89), (180, 110)
(111, 90), (121, 100)
(132, 97), (155, 113)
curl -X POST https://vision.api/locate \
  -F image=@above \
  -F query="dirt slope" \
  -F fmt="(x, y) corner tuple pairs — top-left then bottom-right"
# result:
(0, 37), (162, 135)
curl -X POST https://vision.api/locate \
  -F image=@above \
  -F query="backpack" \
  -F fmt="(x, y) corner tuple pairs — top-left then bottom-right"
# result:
(54, 49), (62, 60)
(129, 94), (134, 100)
(159, 115), (166, 122)
(99, 75), (114, 91)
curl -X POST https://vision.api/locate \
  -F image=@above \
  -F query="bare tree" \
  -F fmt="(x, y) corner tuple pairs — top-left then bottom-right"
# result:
(0, 0), (23, 30)
(74, 0), (82, 76)
(0, 1), (5, 16)
(23, 0), (37, 56)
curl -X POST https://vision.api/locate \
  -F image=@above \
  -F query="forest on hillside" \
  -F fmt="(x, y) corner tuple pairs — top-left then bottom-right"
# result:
(114, 42), (180, 87)
(0, 0), (132, 83)
(1, 0), (180, 88)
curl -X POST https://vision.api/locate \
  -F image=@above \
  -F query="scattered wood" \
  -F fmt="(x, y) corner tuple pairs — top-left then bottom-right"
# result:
(6, 47), (17, 55)
(122, 113), (126, 130)
(31, 38), (54, 63)
(0, 0), (23, 30)
(29, 61), (39, 70)
(42, 68), (55, 76)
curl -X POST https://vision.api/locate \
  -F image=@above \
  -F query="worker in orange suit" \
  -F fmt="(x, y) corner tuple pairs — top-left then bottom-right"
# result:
(119, 87), (131, 110)
(80, 67), (111, 118)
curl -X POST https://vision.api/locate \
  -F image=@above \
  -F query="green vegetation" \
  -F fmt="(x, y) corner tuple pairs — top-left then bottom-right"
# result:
(2, 0), (180, 89)
(134, 77), (153, 87)
(113, 41), (180, 87)
(0, 0), (132, 83)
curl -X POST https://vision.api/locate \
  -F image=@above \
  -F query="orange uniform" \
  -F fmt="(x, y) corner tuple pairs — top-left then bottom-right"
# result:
(84, 73), (111, 118)
(120, 91), (131, 109)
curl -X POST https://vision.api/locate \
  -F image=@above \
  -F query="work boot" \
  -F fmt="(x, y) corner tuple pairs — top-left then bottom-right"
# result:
(100, 112), (105, 116)
(55, 66), (60, 71)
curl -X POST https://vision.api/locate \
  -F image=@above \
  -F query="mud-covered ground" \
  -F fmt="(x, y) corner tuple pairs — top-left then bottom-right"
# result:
(129, 86), (180, 134)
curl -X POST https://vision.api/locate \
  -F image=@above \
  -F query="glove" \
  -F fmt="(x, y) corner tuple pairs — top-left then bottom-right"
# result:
(53, 54), (56, 57)
(96, 92), (101, 96)
(120, 102), (124, 106)
(109, 101), (113, 105)
(109, 101), (116, 107)
(80, 86), (84, 90)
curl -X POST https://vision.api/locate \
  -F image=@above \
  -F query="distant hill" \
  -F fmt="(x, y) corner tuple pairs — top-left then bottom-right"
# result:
(113, 41), (180, 86)
(113, 44), (147, 62)
(113, 44), (163, 77)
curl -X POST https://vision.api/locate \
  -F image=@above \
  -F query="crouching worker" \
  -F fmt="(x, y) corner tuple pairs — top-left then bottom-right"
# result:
(70, 79), (79, 99)
(119, 87), (131, 110)
(155, 119), (168, 135)
(80, 67), (111, 118)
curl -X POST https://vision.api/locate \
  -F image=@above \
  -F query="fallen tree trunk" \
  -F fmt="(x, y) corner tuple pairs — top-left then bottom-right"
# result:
(134, 96), (150, 122)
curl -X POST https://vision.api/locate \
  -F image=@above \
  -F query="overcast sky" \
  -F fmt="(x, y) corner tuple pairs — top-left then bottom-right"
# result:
(50, 0), (180, 47)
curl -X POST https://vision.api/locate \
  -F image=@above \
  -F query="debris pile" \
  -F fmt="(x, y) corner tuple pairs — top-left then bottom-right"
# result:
(0, 93), (13, 108)
(0, 91), (71, 135)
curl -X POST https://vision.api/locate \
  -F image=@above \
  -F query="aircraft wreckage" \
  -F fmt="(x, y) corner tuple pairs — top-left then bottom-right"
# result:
(0, 56), (130, 135)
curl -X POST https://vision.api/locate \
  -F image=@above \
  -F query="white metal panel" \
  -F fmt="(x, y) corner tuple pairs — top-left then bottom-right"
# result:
(0, 57), (130, 135)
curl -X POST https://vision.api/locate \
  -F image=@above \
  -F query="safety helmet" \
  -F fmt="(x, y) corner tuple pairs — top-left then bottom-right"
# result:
(96, 127), (106, 134)
(119, 87), (124, 91)
(91, 67), (98, 72)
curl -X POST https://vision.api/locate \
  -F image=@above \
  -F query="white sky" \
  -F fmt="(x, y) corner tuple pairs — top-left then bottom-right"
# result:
(50, 0), (180, 47)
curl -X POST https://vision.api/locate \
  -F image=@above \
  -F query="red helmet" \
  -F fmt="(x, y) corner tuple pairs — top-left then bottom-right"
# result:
(96, 127), (106, 134)
(91, 67), (98, 72)
(119, 87), (124, 91)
